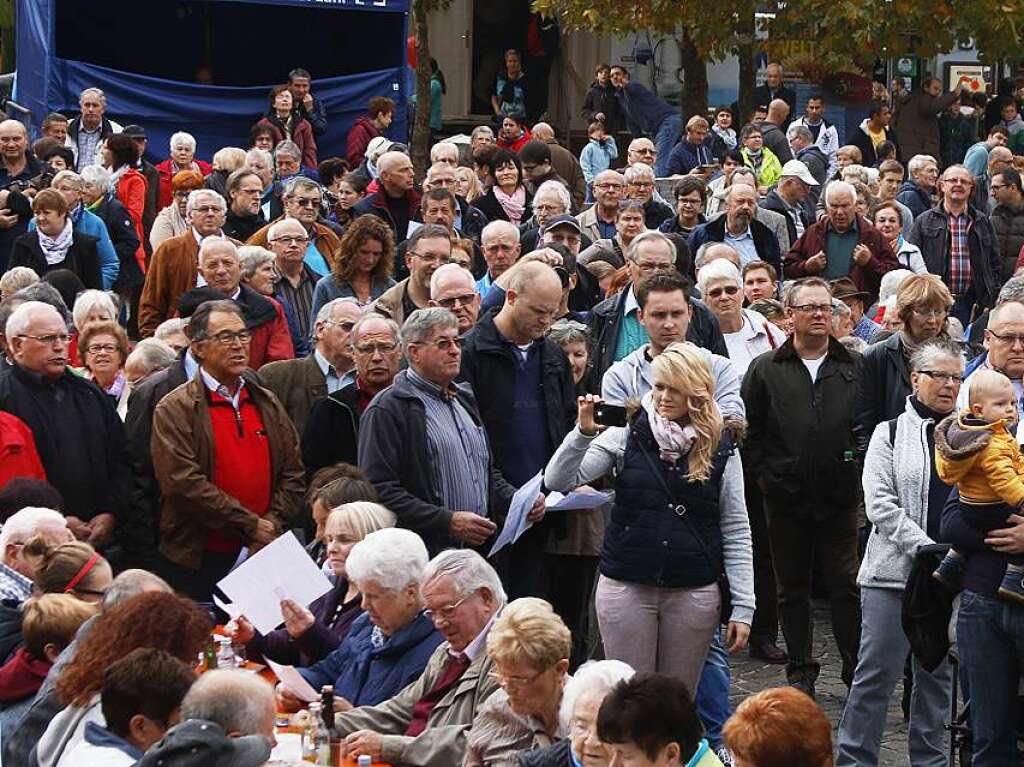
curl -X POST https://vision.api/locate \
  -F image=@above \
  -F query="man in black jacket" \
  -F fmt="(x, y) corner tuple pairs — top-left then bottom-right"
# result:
(688, 184), (783, 277)
(0, 301), (130, 555)
(753, 64), (797, 130)
(742, 277), (863, 698)
(460, 262), (576, 598)
(848, 102), (894, 168)
(123, 348), (189, 570)
(908, 164), (1001, 324)
(223, 169), (267, 243)
(586, 230), (726, 392)
(759, 161), (817, 247)
(358, 308), (532, 555)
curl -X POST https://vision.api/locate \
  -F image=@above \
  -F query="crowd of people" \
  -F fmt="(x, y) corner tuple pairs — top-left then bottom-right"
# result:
(3, 59), (1024, 767)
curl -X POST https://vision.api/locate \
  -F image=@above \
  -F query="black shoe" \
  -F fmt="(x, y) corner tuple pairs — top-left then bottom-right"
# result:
(748, 636), (788, 664)
(998, 568), (1024, 604)
(790, 679), (816, 700)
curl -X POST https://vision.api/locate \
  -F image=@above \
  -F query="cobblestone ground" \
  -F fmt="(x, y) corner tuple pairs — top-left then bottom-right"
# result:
(729, 601), (913, 767)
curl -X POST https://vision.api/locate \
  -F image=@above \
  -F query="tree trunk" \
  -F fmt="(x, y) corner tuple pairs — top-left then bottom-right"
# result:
(735, 6), (757, 122)
(411, 0), (433, 183)
(678, 30), (708, 118)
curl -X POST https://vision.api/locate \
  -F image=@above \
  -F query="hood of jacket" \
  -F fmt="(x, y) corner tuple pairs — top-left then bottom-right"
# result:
(934, 410), (997, 464)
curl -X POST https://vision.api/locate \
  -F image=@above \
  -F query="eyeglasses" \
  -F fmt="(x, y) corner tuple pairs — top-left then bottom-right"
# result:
(410, 251), (453, 265)
(918, 370), (964, 384)
(324, 320), (357, 332)
(292, 197), (321, 208)
(595, 183), (624, 190)
(17, 333), (70, 345)
(86, 343), (118, 354)
(173, 191), (191, 199)
(436, 293), (477, 309)
(194, 205), (223, 214)
(354, 341), (399, 355)
(676, 197), (703, 207)
(630, 181), (654, 189)
(489, 667), (546, 688)
(270, 235), (309, 246)
(791, 303), (832, 315)
(988, 329), (1024, 347)
(411, 336), (463, 352)
(911, 307), (948, 318)
(424, 594), (469, 623)
(706, 285), (740, 299)
(203, 330), (252, 346)
(634, 261), (673, 273)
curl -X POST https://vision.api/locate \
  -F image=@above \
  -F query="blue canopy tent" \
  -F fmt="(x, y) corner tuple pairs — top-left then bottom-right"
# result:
(15, 0), (410, 163)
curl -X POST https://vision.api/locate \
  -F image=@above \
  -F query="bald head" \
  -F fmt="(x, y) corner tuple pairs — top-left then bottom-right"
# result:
(199, 238), (242, 294)
(0, 119), (26, 138)
(378, 151), (411, 175)
(767, 98), (790, 124)
(507, 260), (562, 296)
(0, 119), (27, 162)
(699, 243), (742, 271)
(103, 569), (172, 610)
(181, 669), (276, 740)
(267, 218), (306, 241)
(531, 123), (554, 141)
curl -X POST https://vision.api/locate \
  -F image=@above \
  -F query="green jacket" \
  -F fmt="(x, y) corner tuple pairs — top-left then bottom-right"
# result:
(741, 145), (783, 189)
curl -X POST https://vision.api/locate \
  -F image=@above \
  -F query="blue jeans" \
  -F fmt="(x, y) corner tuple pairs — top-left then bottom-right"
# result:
(653, 114), (683, 177)
(695, 628), (731, 750)
(957, 589), (1024, 766)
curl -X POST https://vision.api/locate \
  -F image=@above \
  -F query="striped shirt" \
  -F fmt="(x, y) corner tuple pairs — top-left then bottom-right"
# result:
(405, 368), (490, 517)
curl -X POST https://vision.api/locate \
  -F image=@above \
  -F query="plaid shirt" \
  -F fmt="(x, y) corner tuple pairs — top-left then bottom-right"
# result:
(948, 211), (971, 295)
(0, 561), (33, 604)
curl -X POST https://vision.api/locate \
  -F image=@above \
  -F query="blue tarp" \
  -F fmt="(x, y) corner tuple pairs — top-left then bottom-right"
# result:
(16, 0), (411, 164)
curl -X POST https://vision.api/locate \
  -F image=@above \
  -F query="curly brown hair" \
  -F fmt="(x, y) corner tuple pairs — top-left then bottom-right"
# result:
(331, 214), (394, 285)
(56, 591), (212, 707)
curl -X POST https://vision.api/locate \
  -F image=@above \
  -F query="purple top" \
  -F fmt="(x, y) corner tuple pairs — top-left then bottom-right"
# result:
(246, 577), (363, 666)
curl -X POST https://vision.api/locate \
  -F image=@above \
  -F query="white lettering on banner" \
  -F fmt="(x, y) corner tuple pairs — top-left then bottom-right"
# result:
(299, 0), (389, 6)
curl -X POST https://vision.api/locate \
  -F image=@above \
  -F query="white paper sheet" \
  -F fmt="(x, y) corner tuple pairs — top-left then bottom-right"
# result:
(488, 471), (544, 557)
(212, 594), (241, 621)
(545, 488), (612, 511)
(216, 531), (332, 635)
(265, 657), (319, 703)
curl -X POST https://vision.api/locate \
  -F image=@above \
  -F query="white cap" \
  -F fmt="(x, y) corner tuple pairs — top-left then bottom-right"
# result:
(779, 159), (820, 186)
(365, 136), (394, 160)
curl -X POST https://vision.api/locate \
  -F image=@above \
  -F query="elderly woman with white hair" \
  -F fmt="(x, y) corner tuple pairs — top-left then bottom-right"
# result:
(233, 501), (397, 670)
(291, 527), (442, 711)
(519, 659), (635, 767)
(155, 131), (211, 210)
(698, 259), (785, 377)
(69, 288), (117, 362)
(624, 163), (673, 230)
(462, 598), (573, 766)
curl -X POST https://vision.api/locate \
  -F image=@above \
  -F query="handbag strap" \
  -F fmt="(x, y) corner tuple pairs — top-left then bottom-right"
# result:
(633, 432), (725, 575)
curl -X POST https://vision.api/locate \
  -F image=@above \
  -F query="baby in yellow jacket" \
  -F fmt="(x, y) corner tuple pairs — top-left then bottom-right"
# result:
(934, 369), (1024, 603)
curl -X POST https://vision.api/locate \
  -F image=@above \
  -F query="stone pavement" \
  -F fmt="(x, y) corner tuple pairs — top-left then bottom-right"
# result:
(728, 601), (913, 767)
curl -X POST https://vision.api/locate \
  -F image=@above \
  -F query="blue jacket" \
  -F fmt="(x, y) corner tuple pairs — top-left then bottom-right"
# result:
(618, 82), (676, 135)
(31, 206), (119, 289)
(579, 137), (618, 183)
(299, 611), (442, 707)
(665, 140), (715, 176)
(602, 411), (733, 588)
(896, 180), (932, 222)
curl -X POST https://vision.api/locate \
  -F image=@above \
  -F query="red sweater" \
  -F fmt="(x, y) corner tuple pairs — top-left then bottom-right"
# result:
(205, 387), (272, 553)
(0, 648), (50, 702)
(0, 411), (46, 490)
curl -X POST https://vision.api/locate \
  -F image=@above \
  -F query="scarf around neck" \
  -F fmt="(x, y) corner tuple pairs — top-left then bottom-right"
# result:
(642, 391), (697, 464)
(493, 184), (526, 225)
(37, 217), (74, 265)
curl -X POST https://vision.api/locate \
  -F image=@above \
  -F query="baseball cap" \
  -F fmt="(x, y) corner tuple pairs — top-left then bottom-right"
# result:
(122, 125), (147, 139)
(542, 214), (582, 235)
(365, 136), (394, 159)
(779, 159), (820, 186)
(135, 720), (271, 767)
